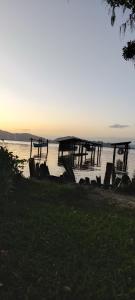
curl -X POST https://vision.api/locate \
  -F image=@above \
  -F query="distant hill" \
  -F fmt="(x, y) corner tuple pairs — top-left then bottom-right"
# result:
(0, 130), (45, 142)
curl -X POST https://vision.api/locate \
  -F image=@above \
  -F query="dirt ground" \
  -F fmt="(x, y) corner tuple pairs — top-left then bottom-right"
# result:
(97, 188), (135, 209)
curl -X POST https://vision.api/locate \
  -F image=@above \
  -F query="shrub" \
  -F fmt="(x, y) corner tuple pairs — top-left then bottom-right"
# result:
(0, 146), (25, 197)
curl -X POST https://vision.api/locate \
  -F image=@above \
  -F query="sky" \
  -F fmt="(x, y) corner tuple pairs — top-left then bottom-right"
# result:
(0, 0), (135, 141)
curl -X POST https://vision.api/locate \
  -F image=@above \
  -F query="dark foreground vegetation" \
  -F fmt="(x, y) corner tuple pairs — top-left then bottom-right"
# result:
(0, 178), (135, 300)
(1, 146), (135, 300)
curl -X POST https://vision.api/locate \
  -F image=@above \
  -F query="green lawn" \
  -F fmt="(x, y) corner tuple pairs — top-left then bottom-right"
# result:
(0, 179), (135, 300)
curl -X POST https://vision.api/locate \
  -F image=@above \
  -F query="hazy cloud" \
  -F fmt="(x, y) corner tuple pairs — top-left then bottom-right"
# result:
(13, 129), (31, 132)
(109, 124), (130, 129)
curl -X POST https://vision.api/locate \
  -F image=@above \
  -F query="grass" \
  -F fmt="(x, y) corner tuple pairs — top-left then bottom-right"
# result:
(0, 179), (135, 299)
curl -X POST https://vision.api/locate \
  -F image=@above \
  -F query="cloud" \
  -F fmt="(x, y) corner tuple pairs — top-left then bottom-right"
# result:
(109, 124), (130, 129)
(13, 129), (31, 132)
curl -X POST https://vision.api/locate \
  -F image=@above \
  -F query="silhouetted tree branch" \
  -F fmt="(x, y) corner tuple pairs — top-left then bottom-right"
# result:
(105, 0), (135, 61)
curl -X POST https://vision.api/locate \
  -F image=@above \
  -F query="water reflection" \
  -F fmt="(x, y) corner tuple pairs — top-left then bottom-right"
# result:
(1, 141), (135, 182)
(58, 149), (101, 171)
(116, 159), (124, 172)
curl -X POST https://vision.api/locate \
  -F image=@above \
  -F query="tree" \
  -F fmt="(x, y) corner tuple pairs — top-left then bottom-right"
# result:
(105, 0), (135, 61)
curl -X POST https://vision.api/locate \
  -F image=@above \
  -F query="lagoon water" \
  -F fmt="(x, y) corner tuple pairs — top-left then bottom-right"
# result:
(1, 140), (135, 182)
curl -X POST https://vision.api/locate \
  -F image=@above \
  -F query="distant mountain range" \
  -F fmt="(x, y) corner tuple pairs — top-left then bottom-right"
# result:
(1, 130), (135, 149)
(0, 130), (45, 142)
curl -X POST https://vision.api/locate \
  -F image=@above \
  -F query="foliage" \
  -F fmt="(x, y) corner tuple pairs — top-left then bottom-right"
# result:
(0, 146), (25, 196)
(105, 0), (135, 61)
(123, 40), (135, 60)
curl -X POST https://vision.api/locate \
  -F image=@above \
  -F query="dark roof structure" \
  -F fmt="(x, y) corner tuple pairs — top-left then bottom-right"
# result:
(111, 141), (131, 147)
(58, 136), (103, 147)
(58, 136), (84, 143)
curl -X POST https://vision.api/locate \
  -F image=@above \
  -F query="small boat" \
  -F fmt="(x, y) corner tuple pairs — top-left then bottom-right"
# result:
(33, 141), (48, 148)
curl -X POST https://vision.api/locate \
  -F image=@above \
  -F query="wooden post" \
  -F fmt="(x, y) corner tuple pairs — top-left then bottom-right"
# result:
(112, 145), (116, 184)
(47, 139), (48, 155)
(73, 143), (76, 155)
(78, 144), (81, 167)
(79, 145), (81, 154)
(123, 145), (128, 172)
(30, 138), (32, 158)
(123, 146), (126, 172)
(91, 147), (93, 163)
(92, 147), (95, 166)
(29, 158), (36, 177)
(113, 145), (116, 167)
(125, 145), (129, 171)
(80, 144), (83, 165)
(97, 146), (99, 165)
(85, 145), (87, 159)
(100, 146), (102, 159)
(104, 162), (113, 187)
(40, 147), (42, 158)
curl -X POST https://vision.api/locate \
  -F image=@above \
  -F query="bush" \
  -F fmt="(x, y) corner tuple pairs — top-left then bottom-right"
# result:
(0, 146), (25, 197)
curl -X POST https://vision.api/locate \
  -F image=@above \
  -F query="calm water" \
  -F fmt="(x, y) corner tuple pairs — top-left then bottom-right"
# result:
(1, 140), (135, 183)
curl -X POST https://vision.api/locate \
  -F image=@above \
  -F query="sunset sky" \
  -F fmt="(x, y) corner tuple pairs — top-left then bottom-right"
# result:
(0, 0), (135, 141)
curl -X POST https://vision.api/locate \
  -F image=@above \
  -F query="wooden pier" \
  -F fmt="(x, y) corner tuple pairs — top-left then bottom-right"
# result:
(111, 141), (131, 184)
(30, 138), (48, 159)
(58, 137), (102, 170)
